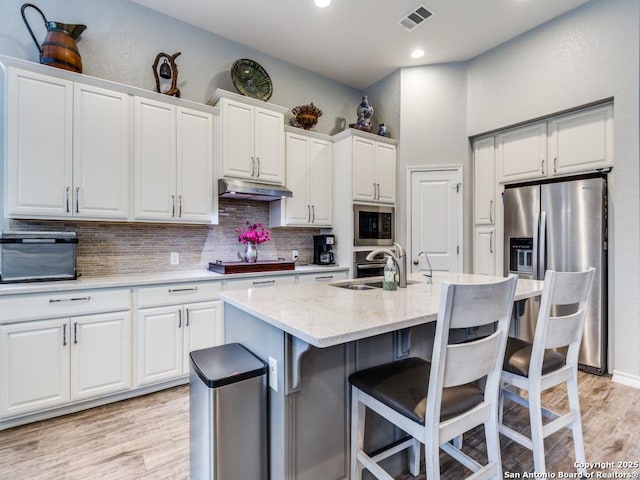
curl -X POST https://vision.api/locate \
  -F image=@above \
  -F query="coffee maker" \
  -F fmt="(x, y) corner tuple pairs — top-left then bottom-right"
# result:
(313, 235), (336, 265)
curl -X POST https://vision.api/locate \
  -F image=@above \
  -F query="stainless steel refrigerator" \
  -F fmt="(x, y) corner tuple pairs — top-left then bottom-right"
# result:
(503, 175), (607, 374)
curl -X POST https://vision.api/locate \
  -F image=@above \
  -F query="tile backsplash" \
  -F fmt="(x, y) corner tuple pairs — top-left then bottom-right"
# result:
(7, 200), (324, 277)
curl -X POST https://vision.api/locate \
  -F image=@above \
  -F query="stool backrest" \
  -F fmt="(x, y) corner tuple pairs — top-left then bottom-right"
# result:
(426, 276), (518, 421)
(531, 268), (596, 374)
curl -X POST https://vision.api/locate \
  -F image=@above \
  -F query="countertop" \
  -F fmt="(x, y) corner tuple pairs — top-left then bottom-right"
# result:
(0, 264), (349, 296)
(218, 272), (544, 348)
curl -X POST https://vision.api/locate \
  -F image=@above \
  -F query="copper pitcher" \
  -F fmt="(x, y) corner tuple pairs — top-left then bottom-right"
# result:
(21, 3), (86, 73)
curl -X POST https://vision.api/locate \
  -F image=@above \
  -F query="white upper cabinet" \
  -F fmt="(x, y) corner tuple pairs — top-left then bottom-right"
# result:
(548, 104), (613, 176)
(351, 134), (396, 204)
(271, 129), (332, 227)
(4, 68), (131, 220)
(496, 122), (547, 183)
(496, 104), (613, 183)
(473, 136), (496, 225)
(210, 90), (286, 185)
(134, 97), (215, 223)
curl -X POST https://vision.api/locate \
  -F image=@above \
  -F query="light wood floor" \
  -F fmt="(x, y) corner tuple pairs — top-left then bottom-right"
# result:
(1, 372), (638, 479)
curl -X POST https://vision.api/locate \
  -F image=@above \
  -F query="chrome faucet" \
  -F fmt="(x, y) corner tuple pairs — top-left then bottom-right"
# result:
(417, 251), (433, 284)
(366, 242), (408, 288)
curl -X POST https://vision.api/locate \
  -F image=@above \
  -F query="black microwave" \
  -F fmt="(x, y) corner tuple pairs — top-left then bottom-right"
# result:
(353, 204), (394, 247)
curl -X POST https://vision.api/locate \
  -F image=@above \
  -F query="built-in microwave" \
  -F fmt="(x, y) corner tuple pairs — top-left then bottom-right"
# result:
(353, 204), (394, 247)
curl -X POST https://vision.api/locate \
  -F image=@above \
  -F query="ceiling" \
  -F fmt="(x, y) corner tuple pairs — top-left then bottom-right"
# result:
(129, 0), (592, 90)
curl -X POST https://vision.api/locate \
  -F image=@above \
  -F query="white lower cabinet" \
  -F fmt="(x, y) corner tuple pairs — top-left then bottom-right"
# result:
(136, 300), (223, 386)
(473, 228), (497, 276)
(0, 311), (131, 419)
(224, 274), (296, 290)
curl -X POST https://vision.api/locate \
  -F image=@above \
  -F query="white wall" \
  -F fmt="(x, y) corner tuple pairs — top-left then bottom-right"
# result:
(0, 0), (360, 135)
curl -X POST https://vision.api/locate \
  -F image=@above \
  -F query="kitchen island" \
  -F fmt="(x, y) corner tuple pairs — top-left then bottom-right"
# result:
(219, 272), (544, 480)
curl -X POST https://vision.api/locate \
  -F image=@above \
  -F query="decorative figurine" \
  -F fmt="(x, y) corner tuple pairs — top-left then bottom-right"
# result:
(21, 3), (86, 73)
(153, 52), (181, 97)
(356, 95), (374, 130)
(377, 123), (388, 137)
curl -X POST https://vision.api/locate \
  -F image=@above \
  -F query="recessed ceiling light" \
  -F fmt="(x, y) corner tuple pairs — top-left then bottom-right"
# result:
(411, 49), (425, 59)
(314, 0), (331, 7)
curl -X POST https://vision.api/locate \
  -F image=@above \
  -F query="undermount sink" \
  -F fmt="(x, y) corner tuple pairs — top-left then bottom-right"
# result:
(331, 279), (420, 290)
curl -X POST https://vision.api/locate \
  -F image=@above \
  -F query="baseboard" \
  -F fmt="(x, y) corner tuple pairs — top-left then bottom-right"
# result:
(611, 370), (640, 389)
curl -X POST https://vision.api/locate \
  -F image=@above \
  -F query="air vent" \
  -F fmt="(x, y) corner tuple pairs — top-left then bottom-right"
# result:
(398, 4), (434, 31)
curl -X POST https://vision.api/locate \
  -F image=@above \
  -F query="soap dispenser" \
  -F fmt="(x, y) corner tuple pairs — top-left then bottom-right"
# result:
(383, 256), (397, 291)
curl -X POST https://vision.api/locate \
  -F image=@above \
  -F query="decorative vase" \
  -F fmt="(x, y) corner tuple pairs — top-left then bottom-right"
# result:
(357, 96), (374, 128)
(243, 242), (258, 263)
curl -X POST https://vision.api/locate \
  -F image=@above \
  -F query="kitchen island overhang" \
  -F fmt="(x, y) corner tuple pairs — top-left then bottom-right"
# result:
(217, 272), (543, 480)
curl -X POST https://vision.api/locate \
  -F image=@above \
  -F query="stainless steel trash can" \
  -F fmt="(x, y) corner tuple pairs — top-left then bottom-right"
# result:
(190, 343), (267, 480)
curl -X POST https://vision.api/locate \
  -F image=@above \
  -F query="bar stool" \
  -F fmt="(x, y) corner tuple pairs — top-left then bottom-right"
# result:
(499, 268), (595, 475)
(349, 275), (517, 479)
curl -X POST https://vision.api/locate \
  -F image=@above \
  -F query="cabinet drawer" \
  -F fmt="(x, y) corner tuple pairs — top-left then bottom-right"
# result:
(136, 282), (222, 308)
(0, 288), (131, 323)
(225, 275), (296, 290)
(298, 271), (348, 284)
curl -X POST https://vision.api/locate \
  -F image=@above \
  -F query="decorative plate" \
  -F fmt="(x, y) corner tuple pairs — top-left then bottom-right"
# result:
(231, 59), (273, 101)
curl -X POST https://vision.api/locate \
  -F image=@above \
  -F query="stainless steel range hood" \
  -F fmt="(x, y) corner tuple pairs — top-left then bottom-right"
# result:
(218, 178), (293, 201)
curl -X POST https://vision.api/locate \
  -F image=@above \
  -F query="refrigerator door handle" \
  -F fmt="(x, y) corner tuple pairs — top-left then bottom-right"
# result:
(539, 211), (547, 278)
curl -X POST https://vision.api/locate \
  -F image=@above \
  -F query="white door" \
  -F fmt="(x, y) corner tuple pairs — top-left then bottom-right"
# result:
(176, 107), (214, 222)
(6, 68), (73, 217)
(375, 142), (396, 203)
(182, 301), (223, 374)
(284, 132), (311, 224)
(136, 306), (182, 385)
(254, 107), (285, 184)
(222, 99), (254, 179)
(309, 137), (332, 225)
(352, 137), (376, 201)
(70, 311), (132, 401)
(134, 97), (177, 220)
(0, 319), (70, 418)
(74, 83), (131, 220)
(409, 168), (463, 274)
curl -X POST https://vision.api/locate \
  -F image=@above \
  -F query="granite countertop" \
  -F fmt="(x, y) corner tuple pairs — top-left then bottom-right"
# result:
(218, 272), (545, 348)
(0, 264), (349, 296)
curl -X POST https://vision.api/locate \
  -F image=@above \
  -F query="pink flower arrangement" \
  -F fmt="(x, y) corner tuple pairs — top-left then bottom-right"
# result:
(235, 221), (271, 244)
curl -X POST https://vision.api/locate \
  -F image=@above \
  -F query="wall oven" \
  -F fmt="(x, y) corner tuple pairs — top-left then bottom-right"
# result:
(353, 251), (386, 278)
(353, 204), (394, 247)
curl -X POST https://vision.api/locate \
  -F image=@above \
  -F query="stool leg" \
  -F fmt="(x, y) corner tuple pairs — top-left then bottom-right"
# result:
(529, 385), (547, 473)
(409, 438), (420, 476)
(351, 387), (365, 480)
(567, 376), (587, 476)
(485, 409), (502, 477)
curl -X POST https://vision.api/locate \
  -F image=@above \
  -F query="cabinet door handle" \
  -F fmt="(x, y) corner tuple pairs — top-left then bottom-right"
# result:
(490, 231), (494, 254)
(49, 296), (91, 303)
(178, 309), (182, 328)
(553, 157), (557, 173)
(75, 187), (80, 213)
(178, 195), (183, 217)
(489, 200), (494, 223)
(65, 186), (70, 213)
(311, 205), (315, 223)
(73, 322), (78, 344)
(252, 279), (275, 286)
(62, 323), (67, 346)
(307, 205), (311, 223)
(185, 309), (190, 327)
(171, 195), (176, 217)
(315, 275), (334, 280)
(541, 159), (545, 175)
(256, 157), (261, 177)
(251, 156), (256, 177)
(168, 286), (198, 293)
